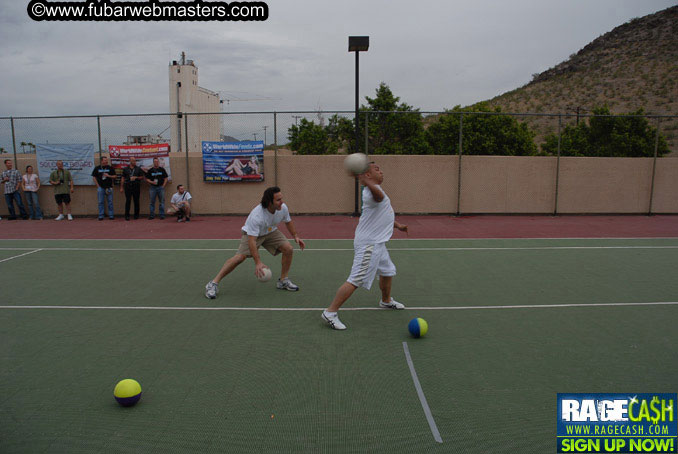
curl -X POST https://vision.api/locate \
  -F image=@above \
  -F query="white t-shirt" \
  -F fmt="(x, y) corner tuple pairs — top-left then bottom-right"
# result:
(354, 185), (395, 245)
(22, 174), (39, 192)
(242, 203), (291, 237)
(171, 191), (192, 205)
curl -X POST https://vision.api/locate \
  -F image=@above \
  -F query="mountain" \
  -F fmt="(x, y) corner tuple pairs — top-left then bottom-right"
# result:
(486, 5), (678, 153)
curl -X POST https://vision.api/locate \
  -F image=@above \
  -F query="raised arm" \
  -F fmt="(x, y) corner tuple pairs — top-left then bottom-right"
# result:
(358, 173), (384, 202)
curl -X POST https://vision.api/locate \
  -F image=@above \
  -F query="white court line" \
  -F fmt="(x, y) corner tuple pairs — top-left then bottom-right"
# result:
(0, 249), (42, 263)
(1, 301), (677, 311)
(403, 342), (443, 443)
(0, 246), (678, 252)
(2, 237), (678, 241)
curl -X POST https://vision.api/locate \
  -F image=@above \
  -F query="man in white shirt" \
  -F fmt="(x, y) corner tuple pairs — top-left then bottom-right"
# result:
(322, 162), (409, 330)
(205, 186), (306, 298)
(169, 184), (192, 222)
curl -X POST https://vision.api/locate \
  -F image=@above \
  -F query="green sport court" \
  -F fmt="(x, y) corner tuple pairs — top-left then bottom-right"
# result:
(1, 237), (677, 453)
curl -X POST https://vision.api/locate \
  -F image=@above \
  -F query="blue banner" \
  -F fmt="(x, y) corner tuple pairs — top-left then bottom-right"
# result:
(202, 141), (264, 182)
(36, 144), (95, 186)
(557, 393), (677, 453)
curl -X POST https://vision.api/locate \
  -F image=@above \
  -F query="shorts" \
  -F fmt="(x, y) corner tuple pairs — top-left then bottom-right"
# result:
(237, 230), (289, 257)
(54, 193), (71, 204)
(347, 242), (396, 290)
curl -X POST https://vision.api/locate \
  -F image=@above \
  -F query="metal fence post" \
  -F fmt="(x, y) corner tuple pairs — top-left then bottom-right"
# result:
(10, 117), (18, 167)
(554, 115), (562, 215)
(97, 115), (103, 160)
(273, 111), (278, 186)
(648, 117), (661, 215)
(184, 113), (190, 191)
(364, 112), (369, 155)
(456, 113), (463, 215)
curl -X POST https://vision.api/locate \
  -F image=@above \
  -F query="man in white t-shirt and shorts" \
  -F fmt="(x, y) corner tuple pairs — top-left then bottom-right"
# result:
(322, 162), (409, 330)
(168, 184), (192, 222)
(205, 186), (306, 299)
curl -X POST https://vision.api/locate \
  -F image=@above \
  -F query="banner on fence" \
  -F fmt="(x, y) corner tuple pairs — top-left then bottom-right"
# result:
(108, 143), (172, 184)
(36, 144), (95, 186)
(202, 141), (264, 182)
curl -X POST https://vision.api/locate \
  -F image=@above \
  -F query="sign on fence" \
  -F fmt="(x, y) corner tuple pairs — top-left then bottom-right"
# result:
(109, 143), (172, 184)
(36, 144), (95, 186)
(202, 141), (264, 182)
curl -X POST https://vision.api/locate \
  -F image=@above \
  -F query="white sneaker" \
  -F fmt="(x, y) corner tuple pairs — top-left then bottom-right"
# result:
(55, 214), (64, 221)
(322, 310), (347, 330)
(379, 298), (405, 310)
(67, 214), (73, 221)
(205, 281), (218, 299)
(276, 277), (299, 292)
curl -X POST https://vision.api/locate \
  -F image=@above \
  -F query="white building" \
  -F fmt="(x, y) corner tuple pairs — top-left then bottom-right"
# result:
(169, 53), (221, 153)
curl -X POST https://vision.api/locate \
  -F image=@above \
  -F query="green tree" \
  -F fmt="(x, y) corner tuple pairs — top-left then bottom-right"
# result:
(363, 83), (431, 155)
(426, 103), (538, 155)
(325, 114), (354, 152)
(287, 118), (336, 155)
(541, 106), (669, 157)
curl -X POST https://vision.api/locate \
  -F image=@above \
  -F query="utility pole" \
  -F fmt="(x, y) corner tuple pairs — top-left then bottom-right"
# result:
(292, 115), (301, 126)
(263, 126), (267, 145)
(253, 133), (258, 141)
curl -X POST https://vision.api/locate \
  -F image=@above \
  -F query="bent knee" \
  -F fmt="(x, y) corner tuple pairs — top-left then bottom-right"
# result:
(280, 243), (294, 255)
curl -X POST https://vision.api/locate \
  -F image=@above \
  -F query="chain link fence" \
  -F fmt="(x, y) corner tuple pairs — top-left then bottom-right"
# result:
(1, 111), (676, 215)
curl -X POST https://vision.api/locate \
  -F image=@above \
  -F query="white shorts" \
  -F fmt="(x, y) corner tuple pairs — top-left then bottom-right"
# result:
(347, 243), (396, 290)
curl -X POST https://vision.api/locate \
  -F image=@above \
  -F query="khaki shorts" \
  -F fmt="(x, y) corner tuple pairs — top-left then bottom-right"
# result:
(237, 230), (289, 257)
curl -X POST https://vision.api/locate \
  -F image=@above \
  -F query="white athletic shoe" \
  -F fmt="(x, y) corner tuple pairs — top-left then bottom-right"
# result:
(276, 277), (299, 292)
(67, 214), (73, 221)
(322, 310), (347, 330)
(379, 298), (405, 310)
(205, 281), (218, 299)
(55, 214), (64, 221)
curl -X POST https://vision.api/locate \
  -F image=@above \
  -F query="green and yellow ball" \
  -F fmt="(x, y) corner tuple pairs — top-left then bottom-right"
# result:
(114, 379), (142, 407)
(408, 318), (428, 338)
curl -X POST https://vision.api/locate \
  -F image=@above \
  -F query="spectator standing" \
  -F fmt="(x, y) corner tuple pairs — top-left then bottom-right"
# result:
(21, 165), (43, 220)
(146, 157), (168, 220)
(91, 156), (115, 220)
(2, 159), (29, 220)
(120, 156), (144, 221)
(48, 160), (74, 221)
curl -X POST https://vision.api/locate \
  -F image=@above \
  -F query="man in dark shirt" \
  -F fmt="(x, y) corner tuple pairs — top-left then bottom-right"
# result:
(91, 156), (116, 220)
(146, 157), (168, 220)
(120, 156), (144, 220)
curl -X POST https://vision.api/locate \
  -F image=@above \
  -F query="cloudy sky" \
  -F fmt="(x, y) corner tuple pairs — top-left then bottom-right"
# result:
(0, 0), (675, 118)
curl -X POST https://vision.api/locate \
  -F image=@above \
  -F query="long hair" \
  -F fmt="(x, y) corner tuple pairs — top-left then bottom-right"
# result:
(261, 186), (281, 208)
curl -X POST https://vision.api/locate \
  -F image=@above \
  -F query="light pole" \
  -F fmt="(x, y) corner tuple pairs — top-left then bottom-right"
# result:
(348, 35), (369, 216)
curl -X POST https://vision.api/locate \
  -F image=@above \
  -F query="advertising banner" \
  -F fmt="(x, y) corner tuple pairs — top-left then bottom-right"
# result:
(108, 143), (172, 184)
(557, 393), (677, 453)
(202, 141), (264, 182)
(35, 143), (95, 186)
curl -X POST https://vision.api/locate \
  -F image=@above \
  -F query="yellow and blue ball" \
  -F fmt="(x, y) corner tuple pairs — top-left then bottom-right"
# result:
(114, 379), (142, 407)
(408, 318), (428, 338)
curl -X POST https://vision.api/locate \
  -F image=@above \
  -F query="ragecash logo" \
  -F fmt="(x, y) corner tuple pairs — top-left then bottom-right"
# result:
(557, 393), (677, 453)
